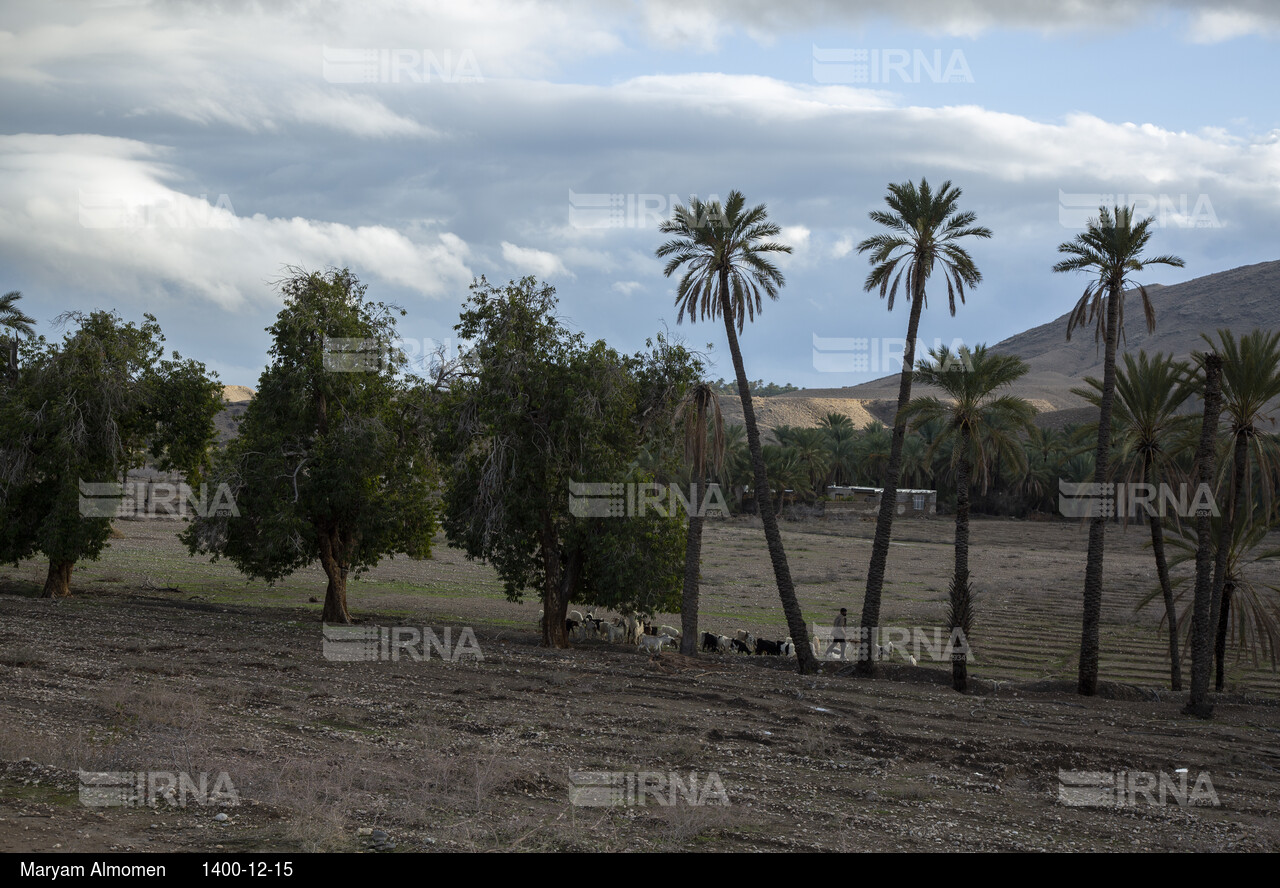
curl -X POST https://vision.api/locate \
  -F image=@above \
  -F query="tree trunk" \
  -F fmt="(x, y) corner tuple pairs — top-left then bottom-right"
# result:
(719, 274), (815, 674)
(858, 275), (925, 676)
(1186, 354), (1225, 718)
(1147, 457), (1181, 691)
(40, 561), (73, 599)
(540, 510), (573, 649)
(1077, 279), (1122, 696)
(318, 529), (353, 623)
(951, 433), (973, 693)
(1207, 431), (1248, 673)
(680, 510), (704, 656)
(1215, 581), (1233, 692)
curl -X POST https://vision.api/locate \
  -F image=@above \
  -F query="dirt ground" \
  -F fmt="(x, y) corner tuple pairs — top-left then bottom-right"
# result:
(1, 515), (1278, 852)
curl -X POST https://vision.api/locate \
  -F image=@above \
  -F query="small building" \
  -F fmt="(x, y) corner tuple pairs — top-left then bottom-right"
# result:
(824, 486), (936, 518)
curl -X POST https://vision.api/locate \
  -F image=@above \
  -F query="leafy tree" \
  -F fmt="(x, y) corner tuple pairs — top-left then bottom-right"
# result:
(434, 277), (695, 648)
(182, 268), (437, 623)
(901, 344), (1034, 691)
(855, 178), (992, 674)
(0, 311), (221, 597)
(657, 190), (815, 672)
(1053, 204), (1184, 696)
(1076, 351), (1194, 690)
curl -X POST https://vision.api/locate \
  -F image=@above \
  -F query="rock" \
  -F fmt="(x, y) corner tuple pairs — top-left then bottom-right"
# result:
(213, 813), (229, 822)
(357, 827), (373, 836)
(371, 829), (388, 840)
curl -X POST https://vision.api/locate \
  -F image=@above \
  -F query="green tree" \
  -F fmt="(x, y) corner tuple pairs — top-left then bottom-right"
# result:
(900, 344), (1034, 691)
(1053, 204), (1184, 696)
(1075, 351), (1195, 691)
(181, 268), (437, 624)
(657, 190), (815, 672)
(855, 178), (992, 675)
(434, 277), (694, 648)
(0, 311), (221, 597)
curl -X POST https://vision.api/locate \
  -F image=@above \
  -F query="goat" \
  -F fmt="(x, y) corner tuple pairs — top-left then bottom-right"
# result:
(639, 633), (674, 653)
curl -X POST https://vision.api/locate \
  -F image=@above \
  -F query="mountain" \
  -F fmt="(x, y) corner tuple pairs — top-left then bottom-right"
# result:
(721, 259), (1280, 431)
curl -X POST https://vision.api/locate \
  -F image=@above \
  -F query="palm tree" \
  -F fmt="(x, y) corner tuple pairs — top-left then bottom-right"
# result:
(674, 383), (725, 655)
(855, 178), (992, 675)
(718, 423), (751, 510)
(820, 413), (858, 487)
(1074, 351), (1195, 691)
(1, 290), (36, 377)
(789, 427), (831, 500)
(901, 344), (1035, 691)
(1185, 352), (1226, 718)
(1053, 204), (1184, 696)
(1141, 503), (1280, 689)
(1202, 329), (1280, 690)
(657, 191), (815, 672)
(856, 421), (893, 486)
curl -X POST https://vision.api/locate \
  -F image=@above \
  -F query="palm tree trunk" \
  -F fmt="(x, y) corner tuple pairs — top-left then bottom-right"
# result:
(1077, 281), (1122, 696)
(951, 431), (972, 693)
(720, 281), (815, 674)
(1215, 581), (1233, 692)
(1146, 457), (1181, 691)
(1207, 431), (1248, 673)
(680, 506), (704, 656)
(858, 277), (925, 676)
(1186, 354), (1225, 718)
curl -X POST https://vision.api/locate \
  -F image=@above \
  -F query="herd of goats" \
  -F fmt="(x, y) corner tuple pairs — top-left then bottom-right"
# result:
(550, 610), (913, 663)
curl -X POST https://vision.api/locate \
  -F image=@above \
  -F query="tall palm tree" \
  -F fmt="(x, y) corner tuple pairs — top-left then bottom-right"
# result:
(1053, 204), (1184, 696)
(674, 383), (725, 655)
(1202, 328), (1280, 690)
(1074, 351), (1195, 691)
(1, 290), (36, 377)
(901, 344), (1035, 691)
(657, 191), (815, 672)
(855, 178), (991, 675)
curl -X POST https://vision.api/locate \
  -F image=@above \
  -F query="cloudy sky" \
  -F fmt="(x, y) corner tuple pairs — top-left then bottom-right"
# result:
(2, 0), (1277, 389)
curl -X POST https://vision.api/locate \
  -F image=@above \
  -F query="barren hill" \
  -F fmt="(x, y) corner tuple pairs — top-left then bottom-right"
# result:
(724, 259), (1280, 431)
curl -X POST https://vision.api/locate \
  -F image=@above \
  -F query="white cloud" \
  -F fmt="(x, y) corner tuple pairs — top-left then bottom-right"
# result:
(831, 235), (855, 258)
(0, 134), (473, 311)
(501, 241), (572, 278)
(612, 280), (643, 295)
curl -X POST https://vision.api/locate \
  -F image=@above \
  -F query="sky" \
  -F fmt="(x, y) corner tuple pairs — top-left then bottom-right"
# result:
(2, 0), (1278, 390)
